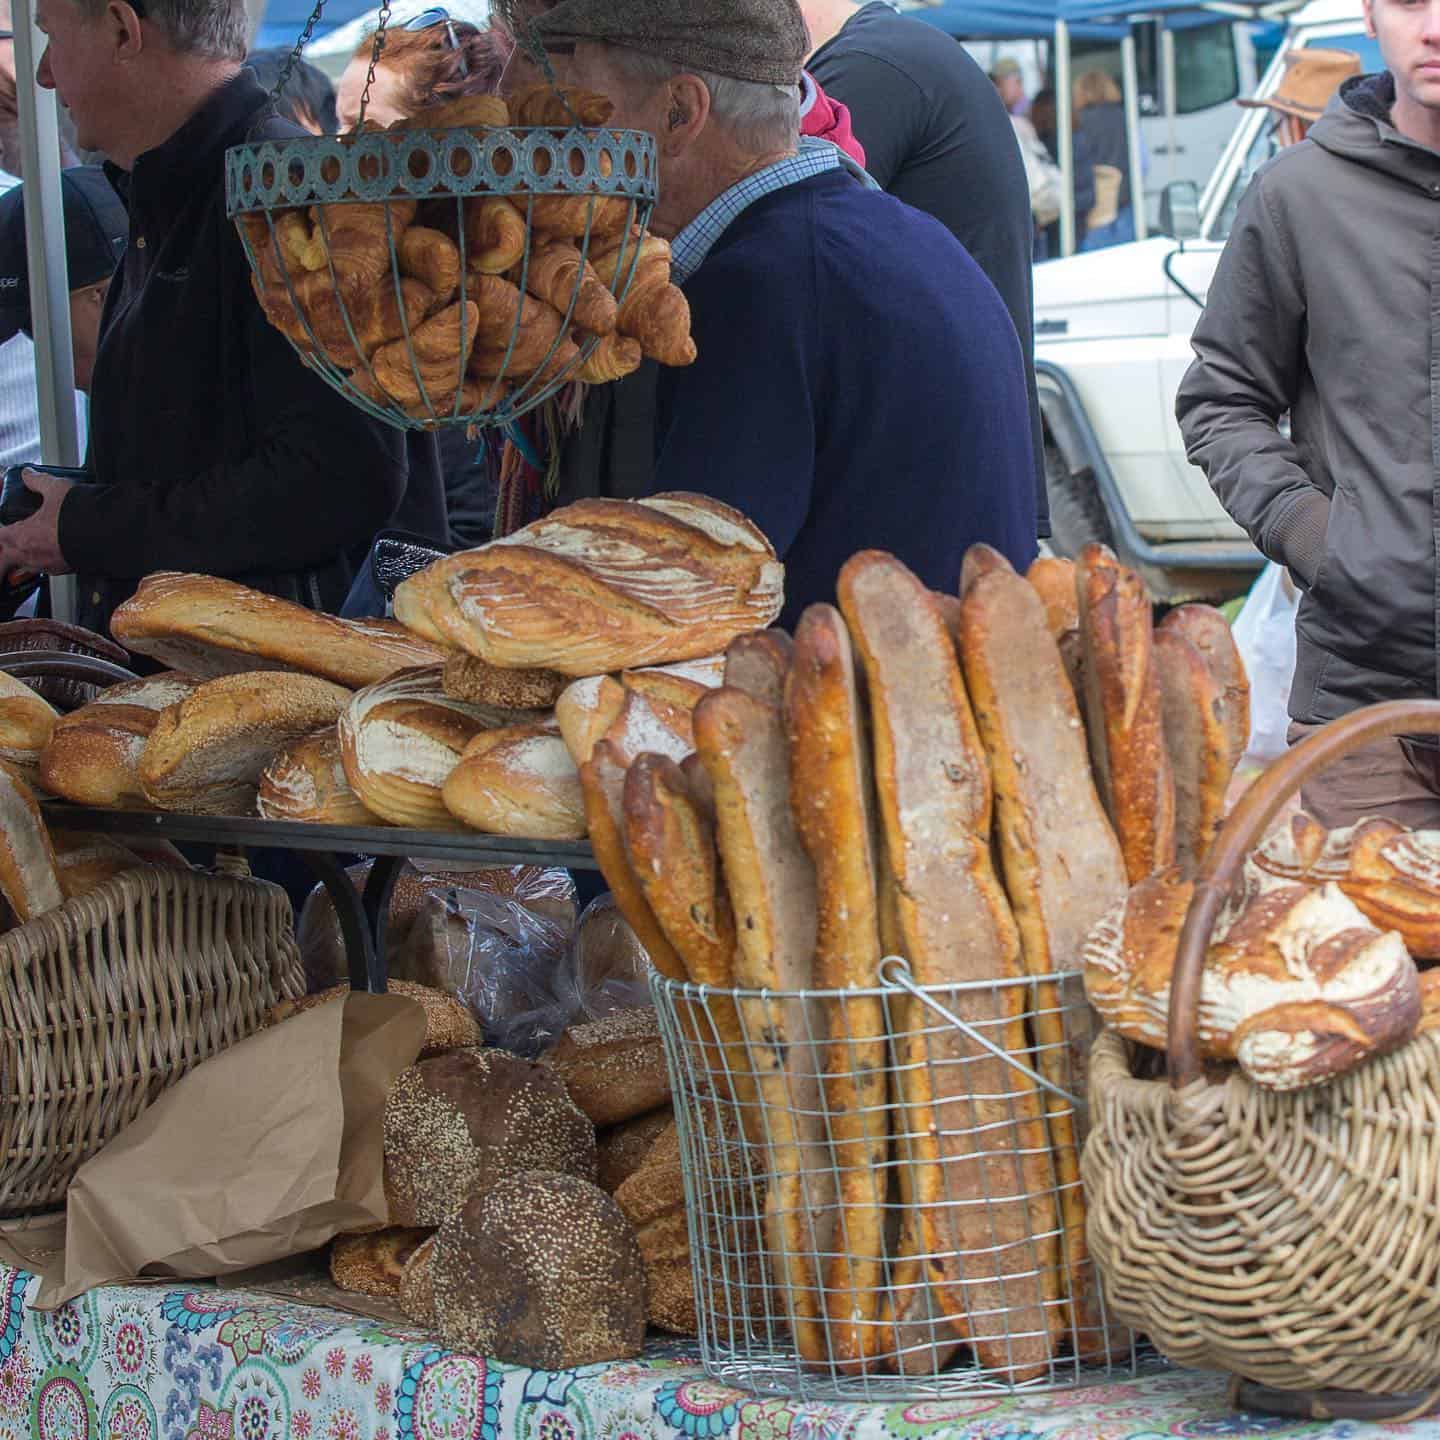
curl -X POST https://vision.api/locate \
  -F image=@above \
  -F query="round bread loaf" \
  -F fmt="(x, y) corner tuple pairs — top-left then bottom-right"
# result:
(265, 978), (481, 1058)
(544, 1007), (669, 1127)
(573, 899), (652, 1002)
(596, 1104), (673, 1195)
(258, 725), (380, 826)
(384, 1047), (596, 1226)
(398, 1233), (437, 1326)
(442, 652), (567, 711)
(613, 1122), (692, 1333)
(433, 1170), (646, 1367)
(441, 723), (586, 840)
(330, 1226), (433, 1299)
(0, 672), (56, 788)
(139, 671), (353, 816)
(39, 672), (198, 809)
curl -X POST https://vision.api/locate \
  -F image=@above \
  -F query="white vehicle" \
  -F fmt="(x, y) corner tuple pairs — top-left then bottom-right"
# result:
(1032, 0), (1376, 600)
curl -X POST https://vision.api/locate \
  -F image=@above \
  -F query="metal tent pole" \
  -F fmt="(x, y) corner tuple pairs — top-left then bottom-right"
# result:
(1121, 29), (1148, 241)
(1056, 18), (1075, 257)
(1162, 24), (1179, 183)
(12, 0), (78, 622)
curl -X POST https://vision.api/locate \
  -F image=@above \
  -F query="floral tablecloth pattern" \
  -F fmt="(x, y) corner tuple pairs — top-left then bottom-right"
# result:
(0, 1266), (1434, 1440)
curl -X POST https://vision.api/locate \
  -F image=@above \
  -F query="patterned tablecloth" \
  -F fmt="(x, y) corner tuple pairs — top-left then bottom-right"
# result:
(1, 1266), (1437, 1440)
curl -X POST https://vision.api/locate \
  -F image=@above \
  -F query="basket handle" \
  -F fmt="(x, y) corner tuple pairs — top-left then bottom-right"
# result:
(1167, 698), (1440, 1089)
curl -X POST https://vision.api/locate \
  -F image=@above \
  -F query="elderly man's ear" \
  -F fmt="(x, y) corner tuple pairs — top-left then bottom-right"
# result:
(658, 73), (711, 155)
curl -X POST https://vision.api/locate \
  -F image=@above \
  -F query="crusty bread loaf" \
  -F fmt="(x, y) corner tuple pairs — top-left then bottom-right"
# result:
(52, 832), (152, 900)
(258, 725), (379, 825)
(838, 549), (1061, 1381)
(266, 978), (481, 1058)
(1337, 820), (1440, 961)
(543, 1007), (668, 1127)
(1026, 556), (1079, 639)
(958, 540), (1013, 594)
(339, 666), (530, 830)
(39, 672), (198, 809)
(1153, 628), (1231, 873)
(330, 1226), (433, 1299)
(441, 651), (568, 710)
(596, 1105), (673, 1194)
(139, 672), (352, 816)
(612, 1123), (694, 1334)
(0, 766), (61, 921)
(1421, 967), (1440, 1035)
(442, 722), (586, 839)
(432, 1170), (646, 1367)
(1160, 604), (1250, 771)
(1078, 544), (1176, 884)
(958, 563), (1126, 1358)
(384, 1047), (596, 1226)
(111, 573), (449, 685)
(0, 673), (56, 787)
(1084, 871), (1421, 1087)
(723, 629), (793, 708)
(573, 898), (652, 1001)
(556, 657), (722, 769)
(398, 1234), (437, 1326)
(393, 494), (784, 676)
(784, 603), (889, 1372)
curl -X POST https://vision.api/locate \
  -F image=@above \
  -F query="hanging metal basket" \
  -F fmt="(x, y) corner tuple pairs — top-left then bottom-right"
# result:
(224, 120), (659, 430)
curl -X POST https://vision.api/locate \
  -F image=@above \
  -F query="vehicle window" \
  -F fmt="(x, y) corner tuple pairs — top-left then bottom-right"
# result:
(1310, 30), (1384, 72)
(1174, 22), (1239, 114)
(1212, 115), (1281, 241)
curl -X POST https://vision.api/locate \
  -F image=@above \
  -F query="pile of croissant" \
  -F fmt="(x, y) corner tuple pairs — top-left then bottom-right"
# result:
(238, 85), (696, 420)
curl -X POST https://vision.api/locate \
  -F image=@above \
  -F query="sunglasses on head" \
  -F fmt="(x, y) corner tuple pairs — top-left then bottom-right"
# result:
(403, 6), (469, 76)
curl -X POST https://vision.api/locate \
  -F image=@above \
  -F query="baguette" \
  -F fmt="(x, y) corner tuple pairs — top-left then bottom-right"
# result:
(838, 549), (1059, 1382)
(958, 565), (1126, 1358)
(1153, 628), (1230, 873)
(1077, 544), (1176, 884)
(0, 766), (61, 920)
(723, 630), (793, 708)
(958, 541), (1012, 595)
(692, 686), (835, 1366)
(785, 604), (889, 1372)
(1160, 604), (1250, 772)
(1026, 556), (1079, 639)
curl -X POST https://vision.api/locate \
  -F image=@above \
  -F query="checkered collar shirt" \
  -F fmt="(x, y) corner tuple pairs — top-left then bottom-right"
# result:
(669, 138), (865, 285)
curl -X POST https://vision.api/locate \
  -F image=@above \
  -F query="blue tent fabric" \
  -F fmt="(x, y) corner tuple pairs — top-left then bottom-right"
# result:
(907, 0), (1301, 39)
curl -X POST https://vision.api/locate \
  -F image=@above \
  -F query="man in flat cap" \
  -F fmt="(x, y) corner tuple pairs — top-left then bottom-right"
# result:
(526, 0), (1037, 623)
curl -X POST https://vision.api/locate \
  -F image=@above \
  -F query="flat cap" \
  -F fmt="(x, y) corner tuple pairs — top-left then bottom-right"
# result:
(534, 0), (810, 87)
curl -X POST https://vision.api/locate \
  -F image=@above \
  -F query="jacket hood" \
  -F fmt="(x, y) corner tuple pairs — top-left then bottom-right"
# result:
(1308, 71), (1440, 191)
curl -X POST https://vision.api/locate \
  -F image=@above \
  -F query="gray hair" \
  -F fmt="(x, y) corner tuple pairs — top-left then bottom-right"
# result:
(604, 43), (799, 155)
(78, 0), (249, 59)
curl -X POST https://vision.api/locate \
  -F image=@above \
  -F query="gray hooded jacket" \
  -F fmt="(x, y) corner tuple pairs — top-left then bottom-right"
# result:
(1177, 73), (1440, 723)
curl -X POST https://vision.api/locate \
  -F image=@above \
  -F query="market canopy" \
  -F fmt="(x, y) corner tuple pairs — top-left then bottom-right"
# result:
(901, 0), (1303, 37)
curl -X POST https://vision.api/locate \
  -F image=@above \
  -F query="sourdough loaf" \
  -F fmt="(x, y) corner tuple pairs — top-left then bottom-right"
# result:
(258, 726), (379, 826)
(0, 672), (56, 787)
(52, 832), (156, 900)
(1153, 628), (1231, 872)
(339, 666), (532, 830)
(543, 1007), (668, 1127)
(441, 722), (585, 839)
(139, 672), (353, 816)
(1337, 820), (1440, 961)
(39, 672), (198, 809)
(393, 494), (784, 676)
(596, 1105), (673, 1194)
(111, 573), (449, 684)
(0, 766), (61, 921)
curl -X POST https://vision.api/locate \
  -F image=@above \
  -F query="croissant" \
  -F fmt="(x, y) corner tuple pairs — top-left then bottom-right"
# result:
(464, 197), (527, 274)
(518, 193), (631, 242)
(590, 229), (666, 287)
(407, 299), (480, 365)
(471, 334), (581, 389)
(310, 200), (417, 291)
(303, 277), (436, 367)
(576, 331), (642, 384)
(508, 85), (615, 128)
(467, 298), (570, 378)
(404, 94), (510, 132)
(521, 240), (617, 335)
(399, 226), (461, 303)
(593, 233), (696, 367)
(465, 274), (536, 345)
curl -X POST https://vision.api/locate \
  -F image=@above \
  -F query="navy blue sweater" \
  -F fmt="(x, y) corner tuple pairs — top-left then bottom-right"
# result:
(653, 169), (1037, 626)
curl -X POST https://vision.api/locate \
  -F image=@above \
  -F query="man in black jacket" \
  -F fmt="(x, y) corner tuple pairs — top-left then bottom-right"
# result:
(0, 0), (445, 634)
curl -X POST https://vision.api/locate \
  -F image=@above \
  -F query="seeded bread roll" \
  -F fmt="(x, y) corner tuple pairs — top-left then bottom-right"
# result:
(398, 1234), (438, 1326)
(139, 672), (353, 816)
(0, 672), (56, 787)
(596, 1105), (673, 1195)
(383, 1047), (596, 1226)
(265, 978), (481, 1058)
(543, 1008), (669, 1127)
(39, 672), (199, 809)
(330, 1226), (434, 1299)
(111, 572), (449, 685)
(432, 1170), (646, 1367)
(441, 722), (586, 839)
(441, 652), (568, 710)
(258, 726), (379, 826)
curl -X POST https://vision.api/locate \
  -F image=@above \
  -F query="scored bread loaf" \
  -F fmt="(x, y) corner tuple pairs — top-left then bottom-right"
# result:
(111, 572), (449, 685)
(257, 725), (379, 825)
(1153, 628), (1231, 873)
(393, 494), (784, 676)
(331, 1226), (434, 1299)
(1078, 544), (1176, 884)
(555, 656), (723, 768)
(441, 722), (586, 839)
(39, 672), (199, 809)
(838, 549), (1061, 1382)
(543, 1007), (669, 1127)
(957, 561), (1127, 1359)
(1335, 819), (1440, 961)
(0, 766), (61, 920)
(139, 671), (353, 816)
(0, 672), (56, 787)
(441, 651), (567, 710)
(1160, 604), (1250, 771)
(784, 603), (889, 1373)
(339, 666), (533, 831)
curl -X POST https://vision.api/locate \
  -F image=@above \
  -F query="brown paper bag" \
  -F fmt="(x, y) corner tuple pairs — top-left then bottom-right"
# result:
(27, 991), (425, 1309)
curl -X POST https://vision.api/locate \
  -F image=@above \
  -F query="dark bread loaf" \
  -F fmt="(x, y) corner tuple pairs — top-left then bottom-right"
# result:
(543, 1008), (669, 1128)
(330, 1226), (433, 1299)
(596, 1105), (673, 1194)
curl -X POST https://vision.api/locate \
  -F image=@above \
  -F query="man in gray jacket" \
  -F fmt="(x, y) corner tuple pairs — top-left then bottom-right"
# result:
(1177, 0), (1440, 826)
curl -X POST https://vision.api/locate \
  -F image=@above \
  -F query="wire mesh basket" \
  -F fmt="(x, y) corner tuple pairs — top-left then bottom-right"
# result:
(650, 957), (1146, 1402)
(225, 100), (659, 431)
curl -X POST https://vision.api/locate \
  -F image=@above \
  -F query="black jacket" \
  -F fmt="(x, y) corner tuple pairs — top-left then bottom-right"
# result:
(67, 71), (441, 635)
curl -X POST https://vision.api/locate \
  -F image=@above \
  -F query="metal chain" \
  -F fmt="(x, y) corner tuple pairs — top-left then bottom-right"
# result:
(268, 0), (330, 114)
(357, 0), (394, 130)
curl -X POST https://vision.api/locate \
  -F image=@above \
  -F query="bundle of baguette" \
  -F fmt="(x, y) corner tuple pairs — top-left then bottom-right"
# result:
(241, 84), (696, 420)
(568, 536), (1263, 1377)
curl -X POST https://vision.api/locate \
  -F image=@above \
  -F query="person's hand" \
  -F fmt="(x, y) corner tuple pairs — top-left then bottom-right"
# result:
(0, 469), (73, 583)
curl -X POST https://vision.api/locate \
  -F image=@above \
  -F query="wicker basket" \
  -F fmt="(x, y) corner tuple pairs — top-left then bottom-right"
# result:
(0, 626), (135, 711)
(1084, 699), (1440, 1411)
(0, 863), (304, 1214)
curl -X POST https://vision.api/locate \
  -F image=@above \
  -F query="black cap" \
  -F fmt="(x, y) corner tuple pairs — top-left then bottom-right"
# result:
(0, 166), (128, 346)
